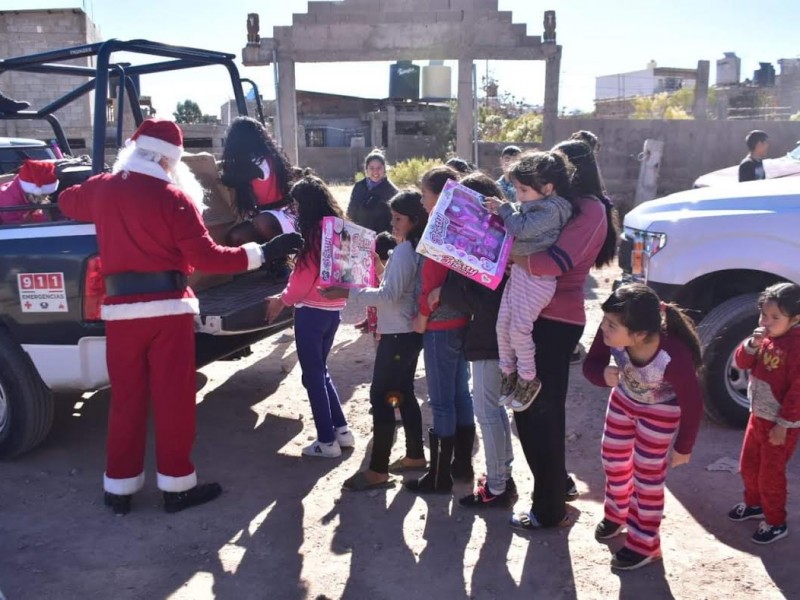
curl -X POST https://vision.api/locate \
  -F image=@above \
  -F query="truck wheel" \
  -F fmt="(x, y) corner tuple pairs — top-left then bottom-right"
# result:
(0, 335), (55, 458)
(696, 293), (759, 428)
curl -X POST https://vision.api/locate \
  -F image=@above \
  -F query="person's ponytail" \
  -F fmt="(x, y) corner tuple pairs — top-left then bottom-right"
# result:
(595, 195), (618, 269)
(663, 303), (702, 370)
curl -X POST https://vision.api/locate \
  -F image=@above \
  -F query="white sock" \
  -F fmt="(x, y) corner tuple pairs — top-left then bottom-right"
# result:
(336, 426), (350, 434)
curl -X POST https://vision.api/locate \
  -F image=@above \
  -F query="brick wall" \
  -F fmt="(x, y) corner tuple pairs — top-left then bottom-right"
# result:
(0, 9), (100, 149)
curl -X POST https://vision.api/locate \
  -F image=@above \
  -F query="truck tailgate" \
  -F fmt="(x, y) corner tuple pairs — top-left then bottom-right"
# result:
(195, 270), (291, 335)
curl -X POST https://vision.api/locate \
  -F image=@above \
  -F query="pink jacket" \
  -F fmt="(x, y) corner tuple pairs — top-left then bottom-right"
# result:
(280, 257), (346, 311)
(0, 178), (48, 225)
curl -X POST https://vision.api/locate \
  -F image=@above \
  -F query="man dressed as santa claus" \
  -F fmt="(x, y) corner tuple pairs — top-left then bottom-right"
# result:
(58, 118), (303, 515)
(0, 159), (58, 224)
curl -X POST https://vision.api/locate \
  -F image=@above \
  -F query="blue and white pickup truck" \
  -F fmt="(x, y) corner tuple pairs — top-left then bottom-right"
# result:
(617, 177), (800, 427)
(0, 40), (291, 457)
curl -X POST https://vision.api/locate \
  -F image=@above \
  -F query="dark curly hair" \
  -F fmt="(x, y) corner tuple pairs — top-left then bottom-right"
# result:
(290, 171), (344, 268)
(220, 117), (293, 218)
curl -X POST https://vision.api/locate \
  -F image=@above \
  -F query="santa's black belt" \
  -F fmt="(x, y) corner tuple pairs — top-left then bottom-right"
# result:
(104, 271), (187, 297)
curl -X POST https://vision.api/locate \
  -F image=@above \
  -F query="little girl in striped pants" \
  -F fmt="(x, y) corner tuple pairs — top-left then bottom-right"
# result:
(583, 283), (703, 571)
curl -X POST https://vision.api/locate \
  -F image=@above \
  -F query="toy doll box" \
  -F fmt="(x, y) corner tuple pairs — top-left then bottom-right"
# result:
(320, 216), (376, 289)
(417, 179), (512, 290)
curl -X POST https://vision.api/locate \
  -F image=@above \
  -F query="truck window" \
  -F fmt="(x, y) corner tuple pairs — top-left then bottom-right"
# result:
(0, 147), (56, 175)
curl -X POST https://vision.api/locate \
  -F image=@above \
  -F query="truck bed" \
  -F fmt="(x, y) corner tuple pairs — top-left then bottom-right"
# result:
(195, 269), (291, 335)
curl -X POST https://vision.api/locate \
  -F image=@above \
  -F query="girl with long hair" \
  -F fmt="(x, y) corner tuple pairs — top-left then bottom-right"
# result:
(321, 190), (430, 490)
(509, 135), (618, 531)
(266, 174), (352, 458)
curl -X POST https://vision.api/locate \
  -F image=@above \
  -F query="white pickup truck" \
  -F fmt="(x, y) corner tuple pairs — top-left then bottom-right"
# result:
(617, 178), (800, 426)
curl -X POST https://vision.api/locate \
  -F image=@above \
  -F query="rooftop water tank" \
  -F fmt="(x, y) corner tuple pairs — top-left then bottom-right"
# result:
(389, 61), (420, 100)
(421, 61), (452, 101)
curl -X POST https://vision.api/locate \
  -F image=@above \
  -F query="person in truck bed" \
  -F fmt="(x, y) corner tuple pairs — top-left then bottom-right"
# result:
(58, 118), (302, 516)
(0, 159), (57, 224)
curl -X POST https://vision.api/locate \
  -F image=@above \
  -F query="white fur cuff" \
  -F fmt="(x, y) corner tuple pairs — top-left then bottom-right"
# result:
(157, 471), (197, 493)
(242, 242), (264, 270)
(104, 472), (145, 495)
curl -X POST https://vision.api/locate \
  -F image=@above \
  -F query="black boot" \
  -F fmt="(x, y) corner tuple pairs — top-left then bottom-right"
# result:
(451, 425), (476, 483)
(405, 429), (454, 494)
(0, 92), (30, 113)
(104, 492), (132, 516)
(163, 482), (223, 513)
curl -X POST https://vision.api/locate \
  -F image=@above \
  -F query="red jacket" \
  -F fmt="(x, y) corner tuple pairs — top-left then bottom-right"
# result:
(734, 326), (800, 427)
(58, 164), (262, 320)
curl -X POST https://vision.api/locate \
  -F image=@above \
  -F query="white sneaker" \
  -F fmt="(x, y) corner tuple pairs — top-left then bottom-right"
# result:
(336, 427), (356, 448)
(302, 440), (342, 458)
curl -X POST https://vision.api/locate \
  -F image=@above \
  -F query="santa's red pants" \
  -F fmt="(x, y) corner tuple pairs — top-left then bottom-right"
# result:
(741, 414), (800, 525)
(103, 314), (198, 494)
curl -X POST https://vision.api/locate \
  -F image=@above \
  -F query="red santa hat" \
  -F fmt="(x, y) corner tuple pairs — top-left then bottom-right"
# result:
(129, 118), (184, 162)
(18, 160), (58, 195)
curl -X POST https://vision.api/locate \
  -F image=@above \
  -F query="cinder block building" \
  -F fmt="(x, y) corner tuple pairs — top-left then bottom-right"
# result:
(0, 7), (101, 150)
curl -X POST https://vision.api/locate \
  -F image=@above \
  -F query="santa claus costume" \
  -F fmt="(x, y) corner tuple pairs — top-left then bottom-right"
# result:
(58, 119), (301, 514)
(0, 159), (57, 224)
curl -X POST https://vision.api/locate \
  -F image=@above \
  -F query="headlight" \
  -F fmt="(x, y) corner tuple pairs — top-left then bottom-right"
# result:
(625, 227), (667, 282)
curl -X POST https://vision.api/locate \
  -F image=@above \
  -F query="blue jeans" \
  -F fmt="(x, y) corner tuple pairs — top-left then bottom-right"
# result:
(423, 327), (473, 437)
(472, 359), (513, 493)
(294, 307), (346, 443)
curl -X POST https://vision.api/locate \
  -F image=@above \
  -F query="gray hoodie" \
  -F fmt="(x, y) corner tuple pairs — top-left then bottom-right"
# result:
(498, 194), (573, 256)
(346, 240), (419, 334)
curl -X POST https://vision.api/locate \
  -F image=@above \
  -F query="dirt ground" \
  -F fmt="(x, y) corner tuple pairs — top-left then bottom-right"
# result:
(2, 196), (799, 598)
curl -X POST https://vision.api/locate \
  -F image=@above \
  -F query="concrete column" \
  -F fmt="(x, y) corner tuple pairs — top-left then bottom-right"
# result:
(276, 56), (298, 165)
(387, 104), (397, 161)
(692, 60), (710, 120)
(542, 47), (561, 148)
(369, 112), (382, 149)
(456, 57), (474, 161)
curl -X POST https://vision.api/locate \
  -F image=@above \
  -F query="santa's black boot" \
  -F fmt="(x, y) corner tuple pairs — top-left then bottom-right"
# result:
(104, 492), (132, 516)
(163, 483), (223, 514)
(451, 425), (476, 483)
(405, 429), (454, 494)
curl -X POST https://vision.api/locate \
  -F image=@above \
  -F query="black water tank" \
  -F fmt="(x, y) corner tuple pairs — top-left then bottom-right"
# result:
(389, 61), (420, 100)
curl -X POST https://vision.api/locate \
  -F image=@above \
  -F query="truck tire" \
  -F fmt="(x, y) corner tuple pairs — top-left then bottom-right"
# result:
(696, 293), (759, 428)
(0, 335), (55, 458)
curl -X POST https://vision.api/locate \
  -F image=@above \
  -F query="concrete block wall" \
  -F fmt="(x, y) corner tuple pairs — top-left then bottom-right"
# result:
(0, 9), (100, 148)
(299, 146), (370, 183)
(551, 119), (800, 212)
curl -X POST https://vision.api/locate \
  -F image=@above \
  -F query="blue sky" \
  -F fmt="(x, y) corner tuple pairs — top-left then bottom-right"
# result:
(5, 0), (799, 118)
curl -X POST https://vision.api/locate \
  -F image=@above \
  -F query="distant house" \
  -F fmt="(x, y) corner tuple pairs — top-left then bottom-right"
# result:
(221, 90), (451, 181)
(594, 60), (698, 118)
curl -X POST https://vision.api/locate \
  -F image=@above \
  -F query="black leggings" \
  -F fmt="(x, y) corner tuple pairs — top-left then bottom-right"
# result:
(369, 332), (424, 473)
(513, 317), (584, 526)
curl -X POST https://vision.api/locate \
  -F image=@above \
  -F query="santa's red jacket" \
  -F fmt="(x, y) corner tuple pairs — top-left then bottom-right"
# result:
(58, 161), (262, 320)
(735, 326), (800, 427)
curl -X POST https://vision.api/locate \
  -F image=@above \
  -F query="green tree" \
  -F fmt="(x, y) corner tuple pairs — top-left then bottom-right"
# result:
(478, 103), (543, 143)
(173, 99), (203, 124)
(631, 88), (717, 120)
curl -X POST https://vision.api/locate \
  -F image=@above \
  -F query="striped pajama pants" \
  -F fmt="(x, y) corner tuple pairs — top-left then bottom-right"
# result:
(496, 264), (556, 381)
(601, 389), (681, 557)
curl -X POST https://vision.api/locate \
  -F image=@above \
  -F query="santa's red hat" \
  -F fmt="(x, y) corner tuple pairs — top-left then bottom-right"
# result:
(18, 160), (58, 195)
(129, 118), (184, 162)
